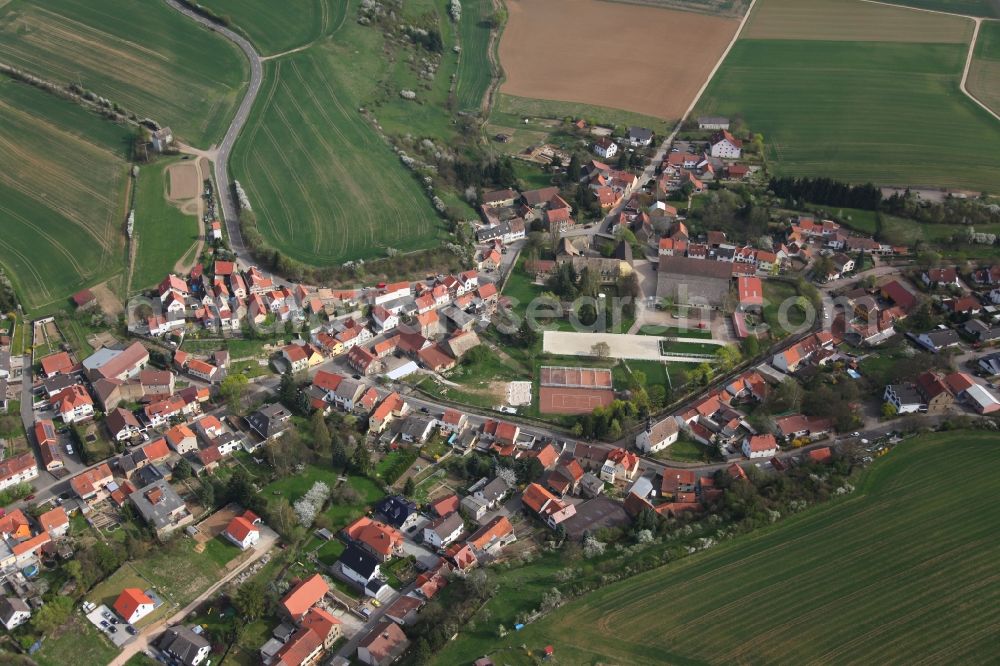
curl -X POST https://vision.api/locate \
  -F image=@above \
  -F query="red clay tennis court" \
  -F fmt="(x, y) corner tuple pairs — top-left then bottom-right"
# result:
(539, 366), (614, 414)
(539, 366), (613, 389)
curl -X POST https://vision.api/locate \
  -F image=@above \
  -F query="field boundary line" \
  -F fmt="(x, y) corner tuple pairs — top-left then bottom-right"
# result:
(857, 1), (1000, 123)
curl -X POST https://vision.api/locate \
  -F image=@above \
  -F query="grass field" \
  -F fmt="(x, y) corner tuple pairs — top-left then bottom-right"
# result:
(226, 0), (449, 266)
(968, 19), (1000, 115)
(455, 0), (496, 112)
(131, 158), (200, 291)
(434, 431), (1000, 664)
(742, 0), (973, 42)
(0, 0), (247, 147)
(881, 0), (1000, 17)
(698, 0), (1000, 193)
(0, 79), (130, 311)
(199, 0), (337, 56)
(34, 614), (116, 666)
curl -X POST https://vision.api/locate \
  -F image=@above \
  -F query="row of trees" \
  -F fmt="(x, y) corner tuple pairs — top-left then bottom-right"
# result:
(770, 176), (883, 211)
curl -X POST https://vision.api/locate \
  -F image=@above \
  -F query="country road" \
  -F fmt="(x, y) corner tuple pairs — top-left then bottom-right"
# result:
(164, 0), (264, 271)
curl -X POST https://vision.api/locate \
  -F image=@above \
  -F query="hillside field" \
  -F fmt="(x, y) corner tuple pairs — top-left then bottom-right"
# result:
(434, 431), (1000, 664)
(697, 0), (1000, 192)
(199, 0), (339, 56)
(0, 0), (247, 147)
(455, 0), (496, 113)
(0, 79), (130, 311)
(225, 0), (476, 266)
(968, 20), (1000, 116)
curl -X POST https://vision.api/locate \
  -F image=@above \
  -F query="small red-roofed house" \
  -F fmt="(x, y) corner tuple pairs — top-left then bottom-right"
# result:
(225, 516), (260, 550)
(280, 574), (330, 622)
(114, 588), (155, 624)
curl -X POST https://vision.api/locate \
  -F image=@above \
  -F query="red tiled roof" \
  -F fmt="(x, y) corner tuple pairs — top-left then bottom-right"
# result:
(114, 588), (152, 622)
(280, 574), (329, 619)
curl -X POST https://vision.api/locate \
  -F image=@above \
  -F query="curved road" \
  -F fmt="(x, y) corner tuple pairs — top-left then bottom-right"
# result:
(164, 0), (263, 270)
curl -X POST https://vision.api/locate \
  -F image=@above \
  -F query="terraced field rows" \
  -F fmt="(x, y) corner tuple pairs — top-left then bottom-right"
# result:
(0, 80), (130, 310)
(0, 0), (247, 146)
(434, 431), (1000, 664)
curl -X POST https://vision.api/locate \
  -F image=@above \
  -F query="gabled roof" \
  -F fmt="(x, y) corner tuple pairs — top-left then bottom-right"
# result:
(280, 574), (329, 619)
(114, 588), (153, 621)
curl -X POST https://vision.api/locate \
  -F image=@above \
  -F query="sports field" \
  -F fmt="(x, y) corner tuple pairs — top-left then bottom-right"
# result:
(698, 0), (1000, 192)
(0, 79), (130, 310)
(0, 0), (247, 147)
(131, 159), (201, 292)
(434, 431), (1000, 664)
(968, 20), (1000, 115)
(199, 0), (339, 56)
(499, 0), (739, 120)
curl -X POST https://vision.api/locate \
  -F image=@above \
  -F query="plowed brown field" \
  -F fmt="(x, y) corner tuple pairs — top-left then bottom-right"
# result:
(498, 0), (739, 120)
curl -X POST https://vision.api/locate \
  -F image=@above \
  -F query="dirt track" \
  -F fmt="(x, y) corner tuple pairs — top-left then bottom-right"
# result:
(498, 0), (739, 119)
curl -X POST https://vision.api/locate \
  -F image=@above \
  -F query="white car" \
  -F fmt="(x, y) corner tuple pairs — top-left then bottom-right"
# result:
(66, 444), (74, 455)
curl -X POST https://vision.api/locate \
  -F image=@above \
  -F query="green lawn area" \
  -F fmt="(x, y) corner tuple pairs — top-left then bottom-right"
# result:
(434, 431), (1000, 664)
(697, 7), (1000, 192)
(658, 437), (714, 463)
(0, 0), (247, 146)
(0, 79), (130, 311)
(374, 448), (419, 485)
(762, 280), (804, 339)
(131, 157), (200, 291)
(128, 535), (243, 608)
(659, 340), (721, 356)
(181, 337), (277, 359)
(512, 160), (555, 191)
(34, 614), (117, 666)
(265, 466), (385, 534)
(638, 324), (714, 339)
(500, 255), (547, 317)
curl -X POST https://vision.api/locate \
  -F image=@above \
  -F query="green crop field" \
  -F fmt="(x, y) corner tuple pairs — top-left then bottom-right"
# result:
(882, 0), (1000, 17)
(698, 0), (1000, 193)
(131, 158), (201, 291)
(220, 0), (461, 266)
(0, 79), (130, 311)
(0, 0), (247, 147)
(435, 431), (1000, 664)
(199, 0), (341, 56)
(456, 0), (496, 112)
(969, 20), (1000, 115)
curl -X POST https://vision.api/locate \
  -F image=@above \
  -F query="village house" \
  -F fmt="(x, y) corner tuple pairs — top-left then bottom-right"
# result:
(356, 620), (410, 666)
(600, 448), (640, 483)
(279, 573), (330, 622)
(113, 588), (155, 624)
(742, 433), (778, 459)
(0, 452), (39, 492)
(521, 482), (576, 528)
(635, 418), (679, 453)
(225, 512), (261, 550)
